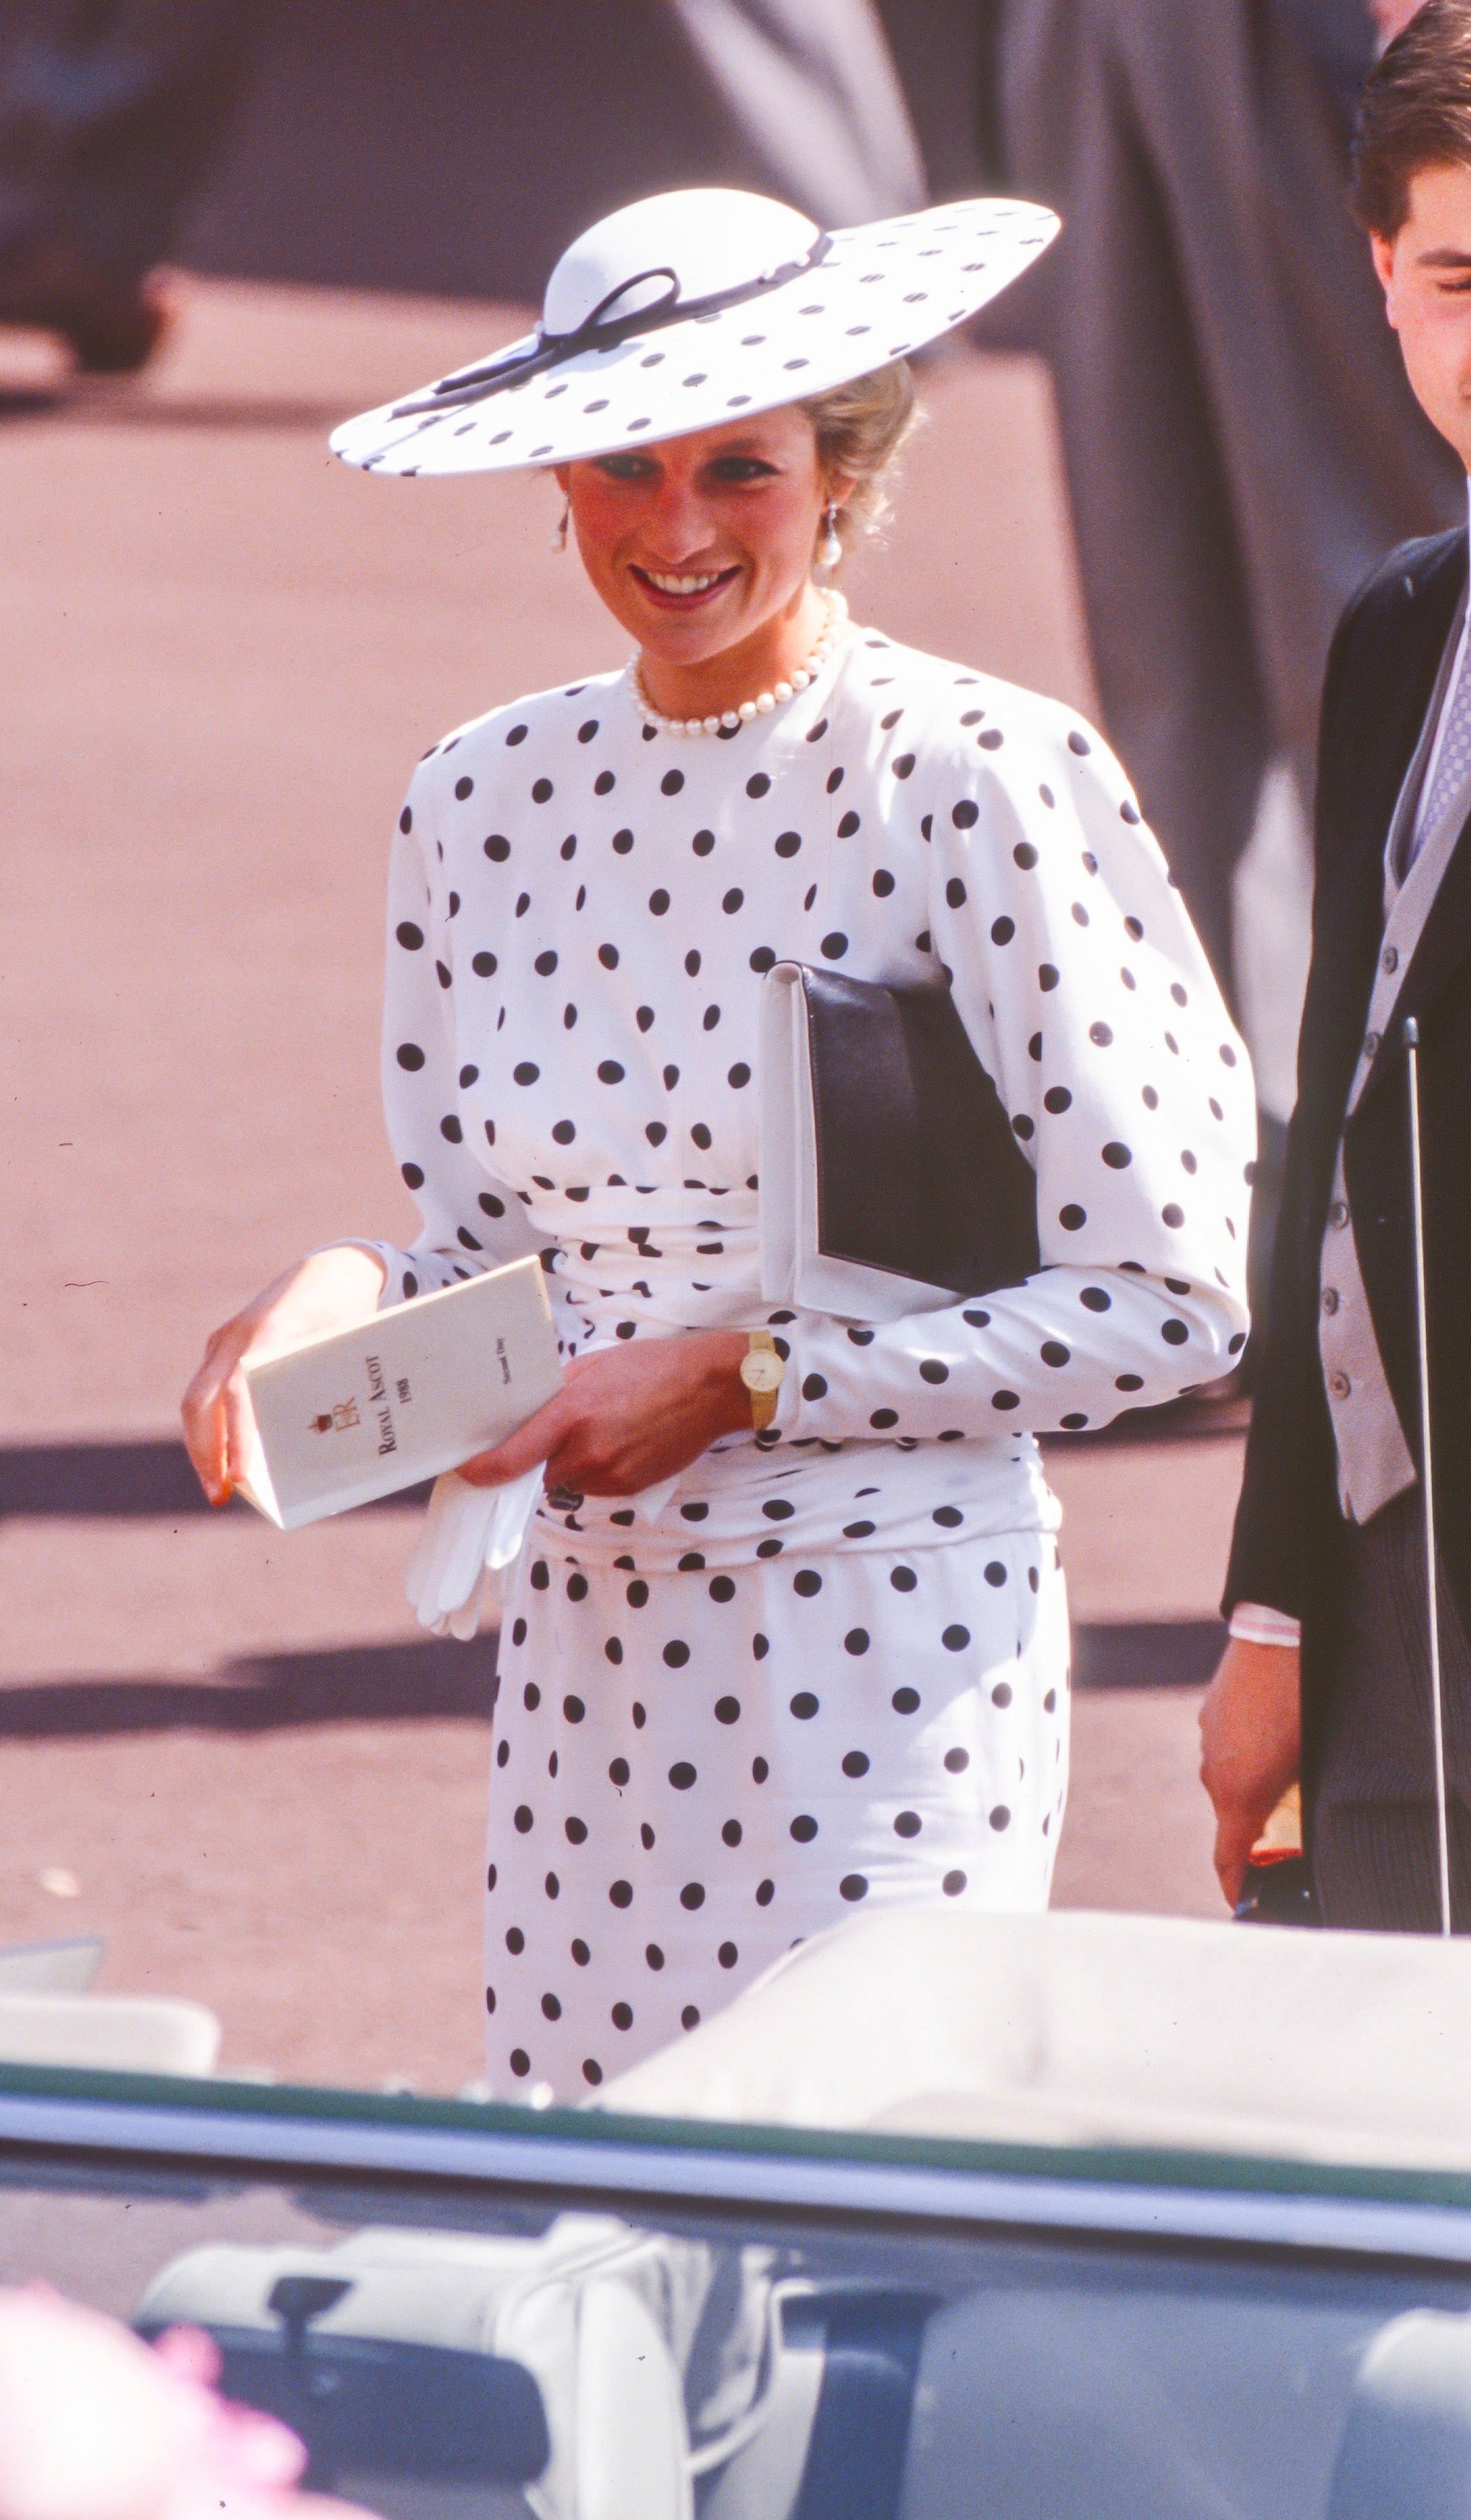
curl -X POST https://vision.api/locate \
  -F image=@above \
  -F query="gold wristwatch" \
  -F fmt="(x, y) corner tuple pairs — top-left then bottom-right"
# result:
(739, 1327), (785, 1430)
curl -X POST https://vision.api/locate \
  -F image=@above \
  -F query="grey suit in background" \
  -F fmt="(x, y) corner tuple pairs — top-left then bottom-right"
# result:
(665, 0), (927, 225)
(996, 0), (1461, 999)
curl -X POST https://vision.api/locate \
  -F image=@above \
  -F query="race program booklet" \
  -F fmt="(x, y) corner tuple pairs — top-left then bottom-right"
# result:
(236, 1256), (561, 1530)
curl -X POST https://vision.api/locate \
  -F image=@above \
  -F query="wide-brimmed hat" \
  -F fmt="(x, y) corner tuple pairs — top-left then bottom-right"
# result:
(329, 186), (1057, 479)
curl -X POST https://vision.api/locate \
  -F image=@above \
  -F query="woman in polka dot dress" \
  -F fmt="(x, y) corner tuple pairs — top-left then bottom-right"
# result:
(183, 189), (1253, 2100)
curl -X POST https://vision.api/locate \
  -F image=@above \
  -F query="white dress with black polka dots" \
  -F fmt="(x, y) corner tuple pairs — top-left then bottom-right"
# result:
(368, 615), (1252, 2100)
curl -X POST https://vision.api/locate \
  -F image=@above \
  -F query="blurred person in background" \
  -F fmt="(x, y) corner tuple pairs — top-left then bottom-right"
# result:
(1203, 1), (1471, 1930)
(994, 0), (1458, 1011)
(0, 0), (252, 368)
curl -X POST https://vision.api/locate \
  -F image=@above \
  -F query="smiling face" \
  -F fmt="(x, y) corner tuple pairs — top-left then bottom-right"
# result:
(1372, 160), (1471, 470)
(555, 407), (853, 716)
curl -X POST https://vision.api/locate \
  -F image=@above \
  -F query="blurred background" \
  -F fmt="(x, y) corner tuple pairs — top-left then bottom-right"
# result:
(0, 0), (1452, 2091)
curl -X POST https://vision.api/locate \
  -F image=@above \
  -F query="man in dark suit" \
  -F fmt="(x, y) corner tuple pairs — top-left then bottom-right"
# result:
(1202, 0), (1471, 1928)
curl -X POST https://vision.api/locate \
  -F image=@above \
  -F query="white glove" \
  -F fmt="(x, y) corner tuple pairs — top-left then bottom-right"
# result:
(405, 1467), (542, 1640)
(406, 1469), (683, 1639)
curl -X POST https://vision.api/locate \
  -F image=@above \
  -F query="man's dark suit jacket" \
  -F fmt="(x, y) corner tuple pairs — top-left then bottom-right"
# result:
(1224, 525), (1471, 1807)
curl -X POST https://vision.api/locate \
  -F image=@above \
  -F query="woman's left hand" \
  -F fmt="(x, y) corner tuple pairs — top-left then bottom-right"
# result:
(459, 1329), (752, 1497)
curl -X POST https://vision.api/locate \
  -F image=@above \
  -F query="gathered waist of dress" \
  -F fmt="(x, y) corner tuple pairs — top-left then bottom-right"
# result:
(529, 1427), (1061, 1574)
(535, 1188), (766, 1339)
(531, 1184), (758, 1235)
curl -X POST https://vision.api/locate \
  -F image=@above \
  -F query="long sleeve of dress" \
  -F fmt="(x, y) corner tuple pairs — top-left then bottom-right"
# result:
(373, 749), (545, 1311)
(771, 702), (1254, 1444)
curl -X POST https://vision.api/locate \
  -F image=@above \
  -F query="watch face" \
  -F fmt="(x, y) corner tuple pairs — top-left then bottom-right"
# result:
(741, 1353), (784, 1394)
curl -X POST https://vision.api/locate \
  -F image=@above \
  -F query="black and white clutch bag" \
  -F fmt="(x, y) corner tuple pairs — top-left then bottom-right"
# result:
(757, 962), (1040, 1322)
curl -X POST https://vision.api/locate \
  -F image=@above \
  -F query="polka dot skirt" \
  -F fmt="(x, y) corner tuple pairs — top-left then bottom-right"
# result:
(485, 1527), (1068, 2098)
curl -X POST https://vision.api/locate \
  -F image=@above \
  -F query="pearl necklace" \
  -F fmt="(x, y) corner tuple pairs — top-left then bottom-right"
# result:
(626, 592), (846, 737)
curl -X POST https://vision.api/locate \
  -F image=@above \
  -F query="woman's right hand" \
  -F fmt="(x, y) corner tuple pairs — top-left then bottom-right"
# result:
(181, 1244), (387, 1506)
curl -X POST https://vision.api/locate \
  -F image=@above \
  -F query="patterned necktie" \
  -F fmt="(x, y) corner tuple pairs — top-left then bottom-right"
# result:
(1410, 628), (1471, 873)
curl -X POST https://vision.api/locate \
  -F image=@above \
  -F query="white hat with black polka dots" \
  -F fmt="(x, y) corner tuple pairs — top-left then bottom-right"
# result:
(329, 186), (1058, 479)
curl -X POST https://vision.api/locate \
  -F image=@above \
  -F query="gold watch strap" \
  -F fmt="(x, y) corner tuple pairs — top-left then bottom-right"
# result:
(740, 1327), (784, 1431)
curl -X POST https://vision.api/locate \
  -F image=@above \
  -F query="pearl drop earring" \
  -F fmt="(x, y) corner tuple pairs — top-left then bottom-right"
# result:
(551, 501), (569, 552)
(818, 501), (843, 569)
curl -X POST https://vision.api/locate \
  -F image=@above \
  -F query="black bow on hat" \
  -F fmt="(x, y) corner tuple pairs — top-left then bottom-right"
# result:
(392, 232), (835, 419)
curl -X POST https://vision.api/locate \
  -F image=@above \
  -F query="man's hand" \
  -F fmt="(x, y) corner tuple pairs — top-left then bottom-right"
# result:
(459, 1329), (752, 1498)
(1198, 1636), (1302, 1910)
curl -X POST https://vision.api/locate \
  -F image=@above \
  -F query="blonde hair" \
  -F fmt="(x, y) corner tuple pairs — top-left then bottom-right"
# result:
(798, 361), (918, 561)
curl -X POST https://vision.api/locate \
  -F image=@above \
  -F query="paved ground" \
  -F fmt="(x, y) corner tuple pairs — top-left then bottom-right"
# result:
(0, 279), (1241, 2092)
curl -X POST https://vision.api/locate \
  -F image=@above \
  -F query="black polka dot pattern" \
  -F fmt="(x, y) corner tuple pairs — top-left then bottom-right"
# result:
(479, 1529), (1069, 2096)
(372, 613), (1250, 2102)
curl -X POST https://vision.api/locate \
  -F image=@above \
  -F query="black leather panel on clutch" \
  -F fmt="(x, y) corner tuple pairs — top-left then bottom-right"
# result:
(801, 968), (1039, 1297)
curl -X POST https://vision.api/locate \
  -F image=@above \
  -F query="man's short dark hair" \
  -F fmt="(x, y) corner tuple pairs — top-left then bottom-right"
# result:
(1353, 0), (1471, 236)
